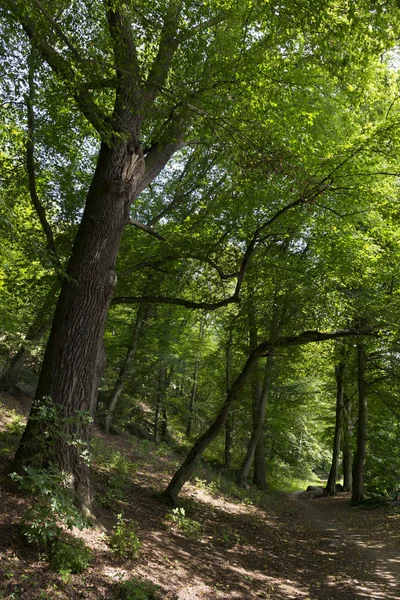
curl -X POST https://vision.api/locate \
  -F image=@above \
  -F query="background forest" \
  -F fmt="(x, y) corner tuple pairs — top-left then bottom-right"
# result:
(1, 3), (400, 591)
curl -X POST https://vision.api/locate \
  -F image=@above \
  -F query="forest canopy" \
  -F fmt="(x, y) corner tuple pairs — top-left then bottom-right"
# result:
(1, 0), (400, 510)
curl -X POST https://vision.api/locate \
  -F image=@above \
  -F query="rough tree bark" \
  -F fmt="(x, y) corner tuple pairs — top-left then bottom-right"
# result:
(12, 140), (146, 508)
(352, 343), (368, 503)
(7, 1), (186, 509)
(324, 347), (347, 496)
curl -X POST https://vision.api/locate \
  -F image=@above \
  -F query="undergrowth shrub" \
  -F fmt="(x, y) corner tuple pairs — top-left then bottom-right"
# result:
(50, 537), (92, 575)
(165, 507), (202, 539)
(92, 439), (138, 508)
(119, 576), (161, 600)
(108, 513), (141, 558)
(11, 466), (90, 548)
(0, 412), (25, 458)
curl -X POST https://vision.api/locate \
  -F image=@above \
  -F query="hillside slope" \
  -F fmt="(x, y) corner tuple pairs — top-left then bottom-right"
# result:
(0, 392), (399, 599)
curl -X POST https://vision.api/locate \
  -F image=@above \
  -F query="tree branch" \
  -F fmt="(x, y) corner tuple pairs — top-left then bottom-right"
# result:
(256, 327), (376, 357)
(26, 46), (62, 278)
(111, 294), (239, 311)
(106, 1), (142, 133)
(31, 0), (84, 63)
(127, 218), (166, 241)
(4, 0), (109, 135)
(142, 3), (182, 110)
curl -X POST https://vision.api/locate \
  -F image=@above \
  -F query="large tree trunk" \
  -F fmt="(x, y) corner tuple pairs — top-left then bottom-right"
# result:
(0, 279), (59, 392)
(11, 141), (145, 510)
(352, 343), (368, 503)
(325, 347), (347, 496)
(104, 304), (150, 433)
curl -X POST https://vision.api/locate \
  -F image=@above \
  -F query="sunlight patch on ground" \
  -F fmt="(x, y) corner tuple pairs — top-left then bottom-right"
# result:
(227, 564), (310, 598)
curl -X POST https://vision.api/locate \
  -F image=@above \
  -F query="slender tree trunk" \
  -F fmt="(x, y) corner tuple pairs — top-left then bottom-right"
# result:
(186, 360), (199, 437)
(253, 435), (267, 489)
(224, 328), (233, 469)
(186, 319), (205, 437)
(163, 328), (371, 502)
(164, 346), (261, 502)
(11, 141), (145, 510)
(104, 304), (150, 433)
(342, 394), (353, 492)
(352, 343), (367, 503)
(0, 279), (59, 391)
(325, 348), (347, 496)
(154, 364), (173, 444)
(237, 352), (274, 487)
(238, 285), (281, 488)
(160, 405), (168, 441)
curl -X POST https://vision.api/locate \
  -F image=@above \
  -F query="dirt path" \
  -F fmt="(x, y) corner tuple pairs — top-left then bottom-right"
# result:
(271, 491), (400, 600)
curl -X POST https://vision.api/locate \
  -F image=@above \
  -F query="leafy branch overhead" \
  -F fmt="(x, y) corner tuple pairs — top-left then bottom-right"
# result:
(2, 0), (400, 516)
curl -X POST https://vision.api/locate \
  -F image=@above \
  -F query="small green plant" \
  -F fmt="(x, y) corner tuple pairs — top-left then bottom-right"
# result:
(121, 578), (160, 600)
(120, 576), (161, 600)
(11, 465), (90, 548)
(50, 537), (92, 575)
(155, 443), (170, 458)
(96, 473), (129, 508)
(108, 513), (141, 558)
(213, 525), (241, 547)
(110, 451), (138, 476)
(92, 440), (138, 507)
(165, 507), (202, 539)
(0, 412), (26, 457)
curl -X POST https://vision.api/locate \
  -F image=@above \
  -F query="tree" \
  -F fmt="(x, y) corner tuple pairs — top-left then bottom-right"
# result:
(325, 345), (348, 496)
(104, 303), (151, 433)
(2, 0), (399, 510)
(352, 343), (368, 503)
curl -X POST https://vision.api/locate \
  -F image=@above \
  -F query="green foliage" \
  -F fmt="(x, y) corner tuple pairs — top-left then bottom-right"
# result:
(10, 466), (90, 548)
(118, 577), (161, 600)
(108, 514), (141, 559)
(92, 439), (138, 507)
(165, 507), (202, 539)
(50, 537), (92, 575)
(0, 411), (25, 458)
(96, 473), (130, 508)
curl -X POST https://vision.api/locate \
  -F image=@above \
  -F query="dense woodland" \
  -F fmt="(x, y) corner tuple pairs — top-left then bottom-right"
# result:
(1, 2), (400, 589)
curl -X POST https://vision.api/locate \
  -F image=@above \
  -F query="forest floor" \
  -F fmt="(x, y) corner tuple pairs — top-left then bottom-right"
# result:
(0, 391), (399, 600)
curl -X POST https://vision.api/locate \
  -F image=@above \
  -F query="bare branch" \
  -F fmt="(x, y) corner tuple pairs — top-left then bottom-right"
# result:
(111, 294), (239, 311)
(127, 218), (166, 241)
